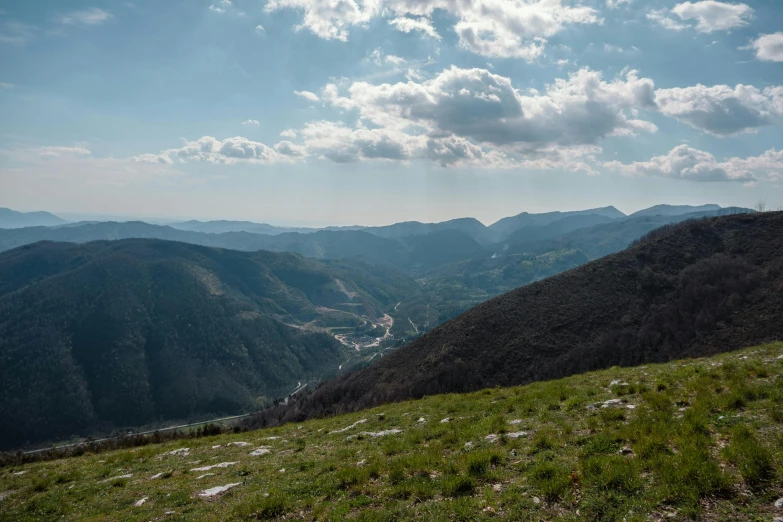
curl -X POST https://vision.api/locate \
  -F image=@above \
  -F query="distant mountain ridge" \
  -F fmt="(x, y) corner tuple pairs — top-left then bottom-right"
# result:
(630, 204), (722, 218)
(0, 207), (66, 228)
(488, 206), (626, 240)
(1, 204), (731, 247)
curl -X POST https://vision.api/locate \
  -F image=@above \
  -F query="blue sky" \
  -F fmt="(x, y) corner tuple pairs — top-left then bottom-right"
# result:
(0, 0), (781, 226)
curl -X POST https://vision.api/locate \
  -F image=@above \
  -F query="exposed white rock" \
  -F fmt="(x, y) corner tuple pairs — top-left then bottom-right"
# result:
(211, 445), (222, 449)
(197, 473), (215, 479)
(250, 448), (271, 456)
(191, 462), (236, 472)
(103, 474), (132, 482)
(330, 419), (368, 434)
(165, 448), (190, 456)
(349, 429), (402, 439)
(417, 417), (426, 423)
(149, 472), (168, 479)
(506, 431), (528, 439)
(134, 497), (148, 507)
(197, 483), (241, 498)
(226, 442), (251, 447)
(440, 418), (451, 424)
(626, 405), (637, 410)
(485, 434), (500, 443)
(11, 471), (27, 476)
(774, 497), (783, 508)
(509, 419), (523, 425)
(601, 399), (624, 408)
(609, 380), (629, 386)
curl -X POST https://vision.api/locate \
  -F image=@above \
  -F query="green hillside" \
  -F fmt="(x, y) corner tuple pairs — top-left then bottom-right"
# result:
(2, 343), (781, 521)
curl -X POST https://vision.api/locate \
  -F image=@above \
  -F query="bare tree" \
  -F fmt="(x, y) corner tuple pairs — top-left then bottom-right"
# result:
(754, 200), (766, 212)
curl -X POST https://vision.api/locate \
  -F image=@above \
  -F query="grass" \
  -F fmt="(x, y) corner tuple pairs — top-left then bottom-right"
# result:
(1, 343), (782, 521)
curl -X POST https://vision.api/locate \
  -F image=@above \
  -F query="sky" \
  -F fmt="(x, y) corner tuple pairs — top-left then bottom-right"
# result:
(0, 0), (782, 226)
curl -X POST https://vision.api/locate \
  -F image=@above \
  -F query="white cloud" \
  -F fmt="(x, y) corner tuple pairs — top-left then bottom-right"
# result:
(209, 0), (232, 14)
(61, 8), (112, 25)
(255, 24), (266, 34)
(280, 129), (298, 138)
(294, 90), (320, 102)
(134, 136), (304, 165)
(385, 54), (406, 66)
(241, 119), (260, 126)
(405, 68), (425, 81)
(650, 1), (752, 33)
(606, 144), (783, 183)
(655, 83), (783, 135)
(606, 0), (632, 8)
(299, 120), (419, 163)
(671, 1), (752, 33)
(35, 146), (92, 157)
(266, 0), (601, 60)
(264, 0), (378, 41)
(388, 16), (440, 39)
(646, 9), (689, 31)
(322, 66), (656, 152)
(370, 48), (406, 66)
(0, 81), (13, 88)
(297, 120), (515, 167)
(748, 33), (783, 62)
(0, 21), (36, 46)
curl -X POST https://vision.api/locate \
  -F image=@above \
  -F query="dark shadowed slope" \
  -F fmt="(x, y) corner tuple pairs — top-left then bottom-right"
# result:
(0, 239), (416, 449)
(261, 211), (783, 424)
(0, 207), (66, 228)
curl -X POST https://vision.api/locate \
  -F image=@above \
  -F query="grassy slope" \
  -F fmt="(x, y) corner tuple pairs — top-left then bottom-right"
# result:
(2, 343), (782, 522)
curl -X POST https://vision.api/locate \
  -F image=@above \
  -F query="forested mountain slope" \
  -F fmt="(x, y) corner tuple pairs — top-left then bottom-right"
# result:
(0, 239), (413, 449)
(265, 211), (783, 423)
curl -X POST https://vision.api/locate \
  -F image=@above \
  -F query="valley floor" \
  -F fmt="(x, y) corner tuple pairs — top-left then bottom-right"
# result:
(2, 344), (783, 521)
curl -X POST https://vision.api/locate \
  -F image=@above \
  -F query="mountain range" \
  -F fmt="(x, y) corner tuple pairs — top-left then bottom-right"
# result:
(0, 203), (762, 448)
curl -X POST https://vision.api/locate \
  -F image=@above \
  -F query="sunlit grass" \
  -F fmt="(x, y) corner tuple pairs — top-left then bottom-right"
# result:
(1, 342), (782, 521)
